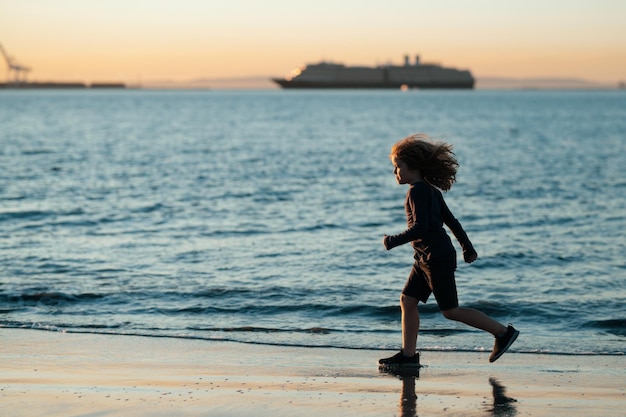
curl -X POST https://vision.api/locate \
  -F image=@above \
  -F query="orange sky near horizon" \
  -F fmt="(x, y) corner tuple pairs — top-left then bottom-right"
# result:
(1, 0), (625, 85)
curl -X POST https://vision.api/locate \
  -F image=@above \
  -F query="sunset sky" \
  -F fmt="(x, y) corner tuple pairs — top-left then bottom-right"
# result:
(1, 0), (625, 87)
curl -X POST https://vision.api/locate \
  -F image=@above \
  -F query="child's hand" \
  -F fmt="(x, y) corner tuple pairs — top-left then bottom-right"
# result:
(382, 235), (391, 250)
(463, 249), (477, 263)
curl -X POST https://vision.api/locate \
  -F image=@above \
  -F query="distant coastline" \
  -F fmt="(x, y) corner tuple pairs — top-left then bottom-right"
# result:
(144, 76), (623, 90)
(1, 77), (622, 91)
(0, 82), (127, 89)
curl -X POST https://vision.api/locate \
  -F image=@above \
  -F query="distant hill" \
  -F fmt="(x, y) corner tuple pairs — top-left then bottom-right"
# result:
(143, 77), (274, 89)
(476, 77), (616, 90)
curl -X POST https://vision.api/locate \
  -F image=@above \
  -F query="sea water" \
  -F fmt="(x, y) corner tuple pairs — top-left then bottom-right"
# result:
(1, 89), (624, 356)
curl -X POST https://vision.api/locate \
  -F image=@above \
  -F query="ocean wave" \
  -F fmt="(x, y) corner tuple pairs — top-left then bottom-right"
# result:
(186, 325), (336, 334)
(1, 326), (623, 356)
(130, 302), (397, 318)
(0, 210), (53, 222)
(20, 149), (55, 155)
(130, 203), (166, 214)
(0, 292), (105, 306)
(0, 208), (86, 224)
(0, 285), (586, 327)
(583, 319), (626, 337)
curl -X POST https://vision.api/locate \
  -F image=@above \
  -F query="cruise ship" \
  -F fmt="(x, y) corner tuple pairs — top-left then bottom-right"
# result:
(272, 55), (474, 89)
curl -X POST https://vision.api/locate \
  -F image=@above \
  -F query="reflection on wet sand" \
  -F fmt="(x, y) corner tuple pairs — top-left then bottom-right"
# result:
(399, 375), (418, 417)
(380, 367), (518, 417)
(487, 377), (518, 416)
(379, 366), (420, 417)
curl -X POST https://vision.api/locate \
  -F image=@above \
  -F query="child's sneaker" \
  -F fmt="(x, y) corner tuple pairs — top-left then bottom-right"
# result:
(489, 325), (519, 363)
(378, 350), (420, 367)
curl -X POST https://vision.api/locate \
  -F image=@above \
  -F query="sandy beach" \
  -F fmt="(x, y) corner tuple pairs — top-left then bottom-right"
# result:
(1, 328), (623, 416)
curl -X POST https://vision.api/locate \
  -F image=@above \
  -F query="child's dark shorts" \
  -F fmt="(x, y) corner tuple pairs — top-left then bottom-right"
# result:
(402, 252), (458, 311)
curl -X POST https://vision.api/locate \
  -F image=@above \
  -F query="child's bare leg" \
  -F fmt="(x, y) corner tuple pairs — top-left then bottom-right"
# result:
(442, 307), (507, 337)
(401, 294), (420, 356)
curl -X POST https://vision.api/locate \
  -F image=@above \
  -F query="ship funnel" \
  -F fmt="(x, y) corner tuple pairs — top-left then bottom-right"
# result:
(415, 55), (420, 66)
(404, 55), (410, 66)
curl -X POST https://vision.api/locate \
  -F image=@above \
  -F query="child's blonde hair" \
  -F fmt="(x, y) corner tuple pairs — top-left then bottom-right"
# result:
(390, 134), (459, 191)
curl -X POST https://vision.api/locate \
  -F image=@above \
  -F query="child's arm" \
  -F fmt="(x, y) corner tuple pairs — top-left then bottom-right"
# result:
(383, 187), (430, 250)
(441, 198), (477, 263)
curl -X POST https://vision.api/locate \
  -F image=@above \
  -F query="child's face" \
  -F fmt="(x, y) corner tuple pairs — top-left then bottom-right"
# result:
(392, 157), (420, 185)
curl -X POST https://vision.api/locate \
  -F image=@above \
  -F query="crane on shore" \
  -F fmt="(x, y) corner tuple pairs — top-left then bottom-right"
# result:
(0, 43), (31, 84)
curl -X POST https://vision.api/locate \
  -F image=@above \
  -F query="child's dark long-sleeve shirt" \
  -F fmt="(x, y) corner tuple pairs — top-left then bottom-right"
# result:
(384, 182), (475, 261)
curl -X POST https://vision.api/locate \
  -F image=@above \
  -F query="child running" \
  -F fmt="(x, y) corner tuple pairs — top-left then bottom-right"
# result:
(379, 134), (518, 367)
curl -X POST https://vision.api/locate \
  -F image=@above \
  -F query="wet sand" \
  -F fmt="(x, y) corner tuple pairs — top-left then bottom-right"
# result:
(1, 328), (624, 416)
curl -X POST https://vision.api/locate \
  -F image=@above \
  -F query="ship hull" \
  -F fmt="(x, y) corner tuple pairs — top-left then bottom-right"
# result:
(272, 78), (474, 89)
